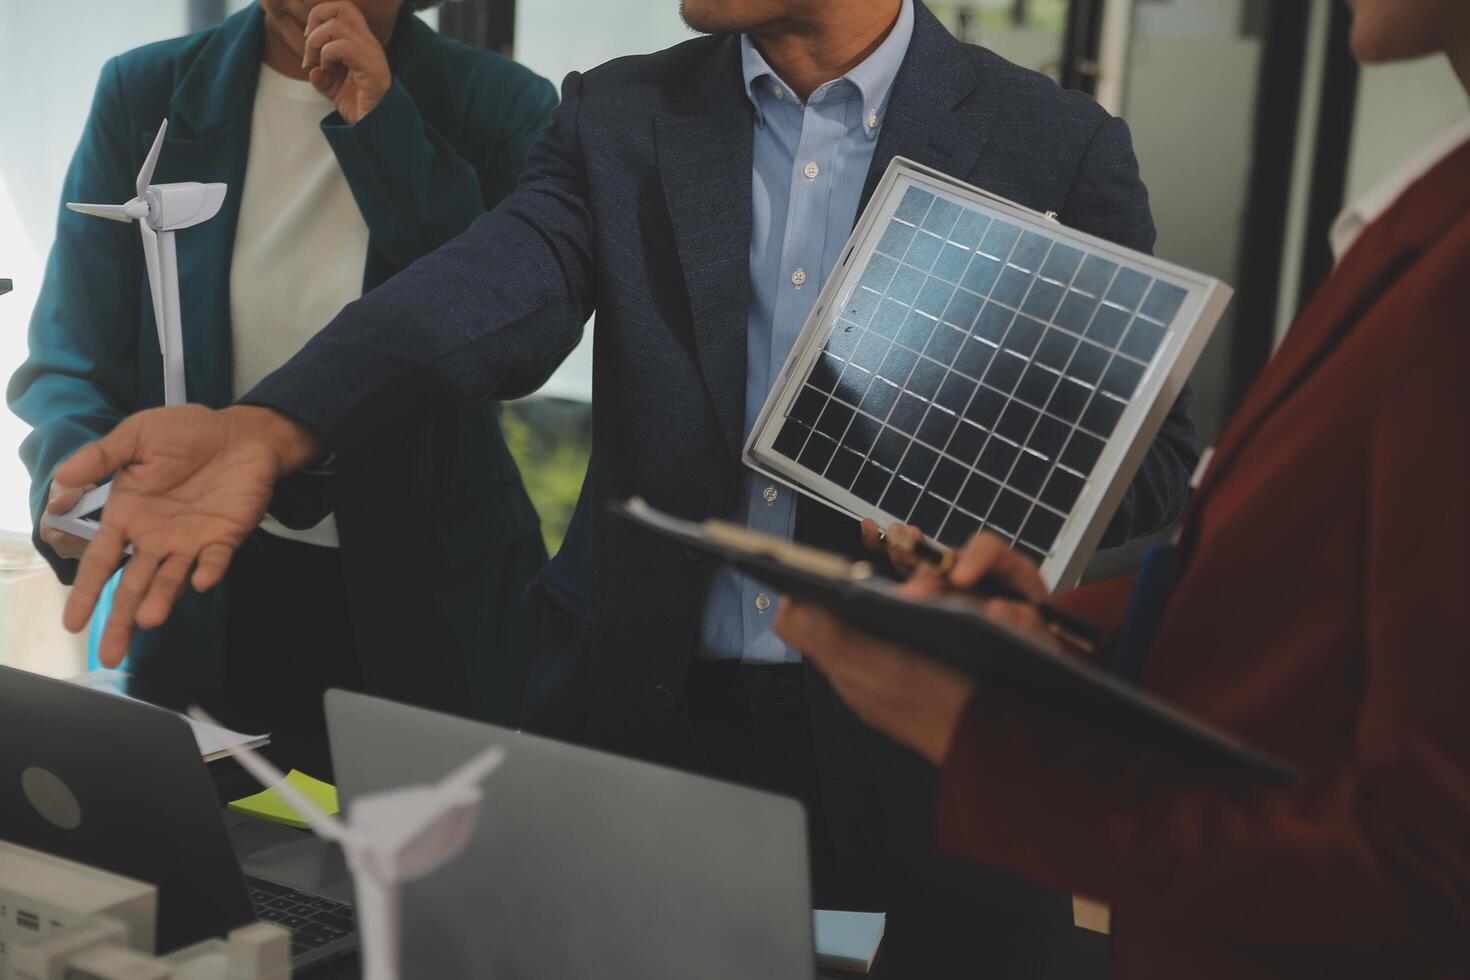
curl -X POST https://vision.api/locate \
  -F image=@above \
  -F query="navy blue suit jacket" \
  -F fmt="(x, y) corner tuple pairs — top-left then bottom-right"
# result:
(250, 3), (1197, 893)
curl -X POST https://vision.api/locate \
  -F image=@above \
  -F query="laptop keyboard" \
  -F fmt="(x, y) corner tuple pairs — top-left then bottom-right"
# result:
(246, 875), (356, 958)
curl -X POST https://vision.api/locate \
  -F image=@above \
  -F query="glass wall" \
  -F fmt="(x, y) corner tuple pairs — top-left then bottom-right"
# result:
(1344, 55), (1466, 204)
(1119, 0), (1262, 448)
(0, 1), (192, 534)
(0, 0), (193, 672)
(1081, 0), (1265, 577)
(929, 0), (1071, 79)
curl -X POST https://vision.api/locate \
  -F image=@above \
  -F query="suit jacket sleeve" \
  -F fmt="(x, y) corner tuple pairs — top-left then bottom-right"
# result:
(320, 69), (558, 267)
(5, 58), (141, 582)
(934, 268), (1470, 961)
(242, 70), (594, 462)
(1061, 114), (1199, 546)
(271, 63), (556, 526)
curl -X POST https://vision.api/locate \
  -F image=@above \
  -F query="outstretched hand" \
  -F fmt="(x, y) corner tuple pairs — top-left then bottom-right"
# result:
(777, 528), (1060, 763)
(53, 404), (322, 666)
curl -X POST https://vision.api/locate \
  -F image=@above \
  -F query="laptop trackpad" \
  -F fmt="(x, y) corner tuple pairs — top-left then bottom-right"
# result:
(228, 814), (354, 903)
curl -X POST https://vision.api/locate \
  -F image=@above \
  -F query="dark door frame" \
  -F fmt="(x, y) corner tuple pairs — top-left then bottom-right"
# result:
(1227, 0), (1358, 414)
(1060, 0), (1106, 95)
(437, 0), (517, 57)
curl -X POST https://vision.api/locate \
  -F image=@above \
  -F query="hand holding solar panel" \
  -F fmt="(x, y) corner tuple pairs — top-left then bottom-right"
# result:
(745, 159), (1231, 589)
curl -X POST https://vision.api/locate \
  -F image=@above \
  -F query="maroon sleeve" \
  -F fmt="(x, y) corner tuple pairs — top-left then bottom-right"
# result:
(935, 267), (1470, 962)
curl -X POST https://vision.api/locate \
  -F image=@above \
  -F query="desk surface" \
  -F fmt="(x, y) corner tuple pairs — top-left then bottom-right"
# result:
(121, 676), (1106, 980)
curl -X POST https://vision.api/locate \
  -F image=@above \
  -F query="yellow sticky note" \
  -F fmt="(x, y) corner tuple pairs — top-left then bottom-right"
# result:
(227, 770), (339, 829)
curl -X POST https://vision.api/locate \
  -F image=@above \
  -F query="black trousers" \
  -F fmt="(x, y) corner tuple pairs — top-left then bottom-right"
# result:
(684, 658), (1064, 980)
(223, 531), (362, 725)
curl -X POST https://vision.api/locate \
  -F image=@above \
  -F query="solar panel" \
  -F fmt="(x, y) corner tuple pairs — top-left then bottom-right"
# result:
(744, 158), (1232, 589)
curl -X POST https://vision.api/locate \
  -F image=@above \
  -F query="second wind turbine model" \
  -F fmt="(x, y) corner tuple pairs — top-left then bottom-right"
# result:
(46, 118), (227, 541)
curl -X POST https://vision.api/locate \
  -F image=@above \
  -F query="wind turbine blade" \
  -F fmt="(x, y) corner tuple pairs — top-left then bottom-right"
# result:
(137, 119), (168, 197)
(440, 745), (508, 795)
(189, 707), (349, 843)
(66, 202), (132, 223)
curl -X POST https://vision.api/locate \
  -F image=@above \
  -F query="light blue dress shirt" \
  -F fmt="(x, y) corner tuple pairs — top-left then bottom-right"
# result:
(699, 0), (915, 663)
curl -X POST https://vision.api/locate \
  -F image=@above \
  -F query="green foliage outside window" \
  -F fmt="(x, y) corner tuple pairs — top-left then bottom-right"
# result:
(501, 398), (592, 554)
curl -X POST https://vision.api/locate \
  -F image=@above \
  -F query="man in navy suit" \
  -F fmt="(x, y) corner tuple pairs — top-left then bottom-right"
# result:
(59, 1), (1196, 971)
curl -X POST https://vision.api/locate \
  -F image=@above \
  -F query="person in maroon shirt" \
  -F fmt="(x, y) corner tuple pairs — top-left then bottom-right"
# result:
(774, 1), (1470, 977)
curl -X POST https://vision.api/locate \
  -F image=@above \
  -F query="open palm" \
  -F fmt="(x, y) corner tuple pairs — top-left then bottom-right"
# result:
(54, 405), (290, 666)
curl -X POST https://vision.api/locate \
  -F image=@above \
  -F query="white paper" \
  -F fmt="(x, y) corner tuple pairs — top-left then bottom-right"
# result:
(73, 670), (269, 762)
(814, 910), (886, 973)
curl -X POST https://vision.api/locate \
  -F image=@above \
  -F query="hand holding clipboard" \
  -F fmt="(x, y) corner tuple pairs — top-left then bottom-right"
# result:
(612, 497), (1295, 785)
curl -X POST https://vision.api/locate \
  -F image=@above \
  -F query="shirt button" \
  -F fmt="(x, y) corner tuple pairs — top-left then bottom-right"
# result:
(791, 268), (807, 287)
(773, 84), (785, 101)
(867, 108), (879, 129)
(762, 485), (779, 504)
(755, 593), (772, 613)
(803, 161), (820, 180)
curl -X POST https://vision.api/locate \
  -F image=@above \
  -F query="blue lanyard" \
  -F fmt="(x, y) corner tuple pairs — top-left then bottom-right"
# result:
(1110, 543), (1178, 682)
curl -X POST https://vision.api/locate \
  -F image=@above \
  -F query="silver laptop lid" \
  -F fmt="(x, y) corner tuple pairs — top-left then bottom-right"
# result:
(325, 690), (813, 979)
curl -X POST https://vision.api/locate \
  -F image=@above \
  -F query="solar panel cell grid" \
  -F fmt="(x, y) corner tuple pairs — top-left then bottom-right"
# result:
(753, 170), (1218, 570)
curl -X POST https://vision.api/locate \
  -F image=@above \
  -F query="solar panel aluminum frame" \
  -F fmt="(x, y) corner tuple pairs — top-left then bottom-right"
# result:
(744, 157), (1232, 591)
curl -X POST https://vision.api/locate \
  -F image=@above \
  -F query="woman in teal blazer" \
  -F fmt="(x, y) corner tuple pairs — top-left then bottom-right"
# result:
(8, 1), (557, 724)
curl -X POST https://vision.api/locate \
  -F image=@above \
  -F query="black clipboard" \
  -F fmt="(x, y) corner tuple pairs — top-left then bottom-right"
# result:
(613, 497), (1295, 786)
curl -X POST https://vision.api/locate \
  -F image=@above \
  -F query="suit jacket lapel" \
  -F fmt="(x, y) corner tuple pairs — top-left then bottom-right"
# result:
(860, 2), (990, 214)
(155, 6), (263, 408)
(384, 10), (460, 137)
(655, 35), (754, 462)
(1193, 138), (1470, 506)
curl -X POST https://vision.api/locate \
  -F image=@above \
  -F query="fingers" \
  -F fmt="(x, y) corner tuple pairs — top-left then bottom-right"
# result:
(98, 547), (163, 666)
(775, 600), (910, 693)
(303, 1), (368, 70)
(64, 519), (128, 633)
(44, 481), (95, 559)
(883, 522), (925, 575)
(192, 542), (237, 593)
(304, 0), (360, 36)
(308, 65), (343, 100)
(47, 480), (94, 514)
(39, 526), (89, 562)
(136, 555), (194, 631)
(949, 530), (1049, 602)
(899, 563), (946, 599)
(859, 518), (927, 572)
(315, 38), (372, 73)
(981, 597), (1048, 636)
(54, 422), (138, 497)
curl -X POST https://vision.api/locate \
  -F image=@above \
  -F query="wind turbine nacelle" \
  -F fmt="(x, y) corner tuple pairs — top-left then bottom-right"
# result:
(145, 182), (227, 231)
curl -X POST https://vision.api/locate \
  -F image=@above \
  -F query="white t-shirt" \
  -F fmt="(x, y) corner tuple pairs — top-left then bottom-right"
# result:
(229, 65), (371, 548)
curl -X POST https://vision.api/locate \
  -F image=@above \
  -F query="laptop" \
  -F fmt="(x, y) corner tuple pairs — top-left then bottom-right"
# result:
(0, 665), (355, 971)
(327, 688), (815, 979)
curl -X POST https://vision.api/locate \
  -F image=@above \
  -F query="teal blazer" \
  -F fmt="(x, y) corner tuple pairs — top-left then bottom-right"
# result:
(8, 7), (557, 722)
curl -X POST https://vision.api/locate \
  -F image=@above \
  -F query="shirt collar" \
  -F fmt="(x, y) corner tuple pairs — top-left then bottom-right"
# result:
(740, 0), (913, 137)
(1329, 114), (1470, 265)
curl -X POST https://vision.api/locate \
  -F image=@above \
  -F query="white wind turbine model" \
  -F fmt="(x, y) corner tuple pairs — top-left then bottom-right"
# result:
(46, 118), (227, 541)
(191, 708), (507, 980)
